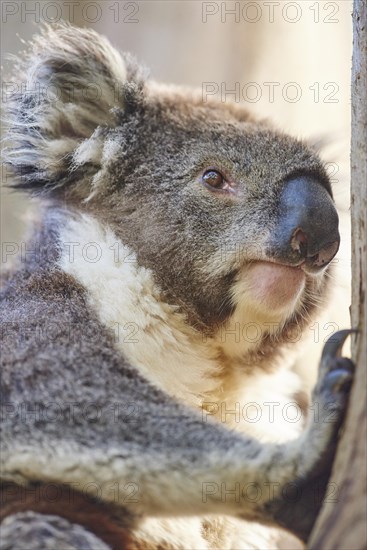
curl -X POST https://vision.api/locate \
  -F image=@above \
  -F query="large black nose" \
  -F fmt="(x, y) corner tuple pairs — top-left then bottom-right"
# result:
(269, 176), (340, 272)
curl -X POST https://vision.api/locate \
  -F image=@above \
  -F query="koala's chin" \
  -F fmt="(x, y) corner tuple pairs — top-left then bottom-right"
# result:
(240, 261), (305, 313)
(217, 260), (326, 362)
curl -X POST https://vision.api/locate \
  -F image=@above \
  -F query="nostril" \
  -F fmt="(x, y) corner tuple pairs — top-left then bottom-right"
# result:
(289, 228), (340, 270)
(291, 228), (308, 255)
(308, 239), (340, 268)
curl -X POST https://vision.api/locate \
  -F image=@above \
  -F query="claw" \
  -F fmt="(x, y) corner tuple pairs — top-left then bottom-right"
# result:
(324, 369), (353, 393)
(321, 329), (357, 363)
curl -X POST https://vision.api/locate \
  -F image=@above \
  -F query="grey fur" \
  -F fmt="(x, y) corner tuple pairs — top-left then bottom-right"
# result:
(1, 23), (353, 550)
(0, 512), (110, 550)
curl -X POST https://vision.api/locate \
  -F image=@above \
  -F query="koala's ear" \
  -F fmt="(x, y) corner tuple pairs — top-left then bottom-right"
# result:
(3, 23), (144, 195)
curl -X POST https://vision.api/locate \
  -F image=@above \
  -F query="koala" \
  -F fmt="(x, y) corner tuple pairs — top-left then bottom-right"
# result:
(0, 23), (355, 550)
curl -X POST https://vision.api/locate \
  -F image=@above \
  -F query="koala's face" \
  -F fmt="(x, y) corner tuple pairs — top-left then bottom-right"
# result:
(80, 91), (338, 336)
(6, 25), (339, 341)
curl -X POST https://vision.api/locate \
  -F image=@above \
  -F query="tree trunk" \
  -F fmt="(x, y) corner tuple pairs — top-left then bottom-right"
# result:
(309, 1), (367, 548)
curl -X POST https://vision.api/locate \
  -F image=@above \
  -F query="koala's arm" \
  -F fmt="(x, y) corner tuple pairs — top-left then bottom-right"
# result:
(0, 272), (353, 543)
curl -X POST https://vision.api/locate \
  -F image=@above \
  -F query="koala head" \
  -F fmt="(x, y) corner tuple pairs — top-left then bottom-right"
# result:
(4, 24), (339, 354)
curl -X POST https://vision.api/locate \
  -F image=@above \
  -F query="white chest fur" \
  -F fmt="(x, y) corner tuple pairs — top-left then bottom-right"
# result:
(58, 214), (223, 406)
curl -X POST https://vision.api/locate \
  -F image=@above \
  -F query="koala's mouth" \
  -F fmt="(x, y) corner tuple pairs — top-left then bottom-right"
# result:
(245, 260), (306, 312)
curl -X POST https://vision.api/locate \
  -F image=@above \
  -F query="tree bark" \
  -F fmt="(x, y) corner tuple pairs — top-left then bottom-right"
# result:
(309, 1), (367, 548)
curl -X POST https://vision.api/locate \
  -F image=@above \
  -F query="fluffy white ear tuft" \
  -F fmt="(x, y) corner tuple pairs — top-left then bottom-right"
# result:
(3, 23), (132, 193)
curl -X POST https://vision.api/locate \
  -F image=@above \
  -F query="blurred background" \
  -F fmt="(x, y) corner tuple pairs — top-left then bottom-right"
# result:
(1, 0), (353, 379)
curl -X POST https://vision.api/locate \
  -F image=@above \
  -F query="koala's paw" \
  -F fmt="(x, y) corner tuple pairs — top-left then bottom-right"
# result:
(311, 329), (355, 437)
(297, 330), (356, 490)
(265, 330), (356, 542)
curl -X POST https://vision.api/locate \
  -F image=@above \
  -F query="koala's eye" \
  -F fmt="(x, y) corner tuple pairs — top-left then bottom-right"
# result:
(202, 169), (226, 190)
